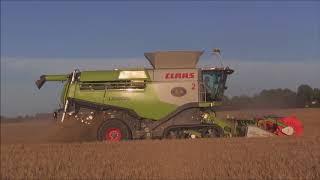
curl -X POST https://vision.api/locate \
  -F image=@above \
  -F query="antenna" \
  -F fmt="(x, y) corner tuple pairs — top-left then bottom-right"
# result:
(212, 48), (223, 67)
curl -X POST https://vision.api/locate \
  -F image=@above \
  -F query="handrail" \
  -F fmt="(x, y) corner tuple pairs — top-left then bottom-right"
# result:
(199, 82), (209, 103)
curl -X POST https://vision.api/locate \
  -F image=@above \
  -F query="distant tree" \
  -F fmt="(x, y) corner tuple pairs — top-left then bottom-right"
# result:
(311, 88), (320, 107)
(252, 88), (296, 108)
(222, 84), (319, 109)
(297, 84), (314, 107)
(313, 88), (320, 101)
(222, 95), (231, 104)
(225, 88), (299, 109)
(230, 95), (253, 109)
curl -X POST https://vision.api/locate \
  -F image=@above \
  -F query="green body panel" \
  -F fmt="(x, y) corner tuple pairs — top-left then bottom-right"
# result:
(61, 83), (68, 103)
(45, 74), (69, 81)
(70, 83), (177, 120)
(66, 83), (77, 102)
(80, 71), (120, 81)
(73, 83), (105, 103)
(60, 70), (173, 119)
(56, 70), (175, 120)
(104, 87), (177, 120)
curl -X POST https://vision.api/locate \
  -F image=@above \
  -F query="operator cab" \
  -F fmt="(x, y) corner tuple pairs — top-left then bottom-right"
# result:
(201, 67), (234, 102)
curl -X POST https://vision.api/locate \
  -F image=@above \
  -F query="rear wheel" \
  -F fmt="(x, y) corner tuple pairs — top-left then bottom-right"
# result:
(97, 119), (132, 142)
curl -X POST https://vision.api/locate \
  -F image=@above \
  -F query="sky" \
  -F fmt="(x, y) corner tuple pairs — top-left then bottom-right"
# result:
(1, 1), (320, 117)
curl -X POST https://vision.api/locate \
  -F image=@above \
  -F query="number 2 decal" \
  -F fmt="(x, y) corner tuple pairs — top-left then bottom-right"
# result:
(192, 83), (196, 90)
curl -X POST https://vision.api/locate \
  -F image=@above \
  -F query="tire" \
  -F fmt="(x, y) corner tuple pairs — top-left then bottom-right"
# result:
(97, 119), (132, 141)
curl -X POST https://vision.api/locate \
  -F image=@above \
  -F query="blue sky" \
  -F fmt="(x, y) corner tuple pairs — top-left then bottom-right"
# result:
(1, 2), (320, 117)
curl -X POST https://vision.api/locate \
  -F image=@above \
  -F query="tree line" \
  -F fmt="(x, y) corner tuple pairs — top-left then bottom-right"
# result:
(222, 84), (320, 110)
(1, 113), (52, 123)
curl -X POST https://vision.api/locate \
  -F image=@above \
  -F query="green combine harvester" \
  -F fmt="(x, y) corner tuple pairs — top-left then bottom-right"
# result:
(35, 50), (303, 141)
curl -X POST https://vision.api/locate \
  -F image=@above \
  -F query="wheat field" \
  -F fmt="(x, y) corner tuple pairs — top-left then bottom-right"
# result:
(1, 108), (320, 179)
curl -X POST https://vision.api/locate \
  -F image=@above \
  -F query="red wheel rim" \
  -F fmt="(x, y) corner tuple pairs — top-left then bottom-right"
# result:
(105, 128), (122, 141)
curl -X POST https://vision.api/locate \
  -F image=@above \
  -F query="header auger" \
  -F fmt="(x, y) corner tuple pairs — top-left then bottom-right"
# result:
(35, 49), (303, 141)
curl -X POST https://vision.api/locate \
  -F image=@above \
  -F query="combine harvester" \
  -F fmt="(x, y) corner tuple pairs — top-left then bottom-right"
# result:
(35, 49), (303, 141)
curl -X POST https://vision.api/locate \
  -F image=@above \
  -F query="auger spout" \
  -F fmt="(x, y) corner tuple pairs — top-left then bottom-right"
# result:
(35, 74), (69, 89)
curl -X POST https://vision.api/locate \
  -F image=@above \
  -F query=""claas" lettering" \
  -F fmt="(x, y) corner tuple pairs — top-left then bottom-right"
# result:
(165, 73), (195, 79)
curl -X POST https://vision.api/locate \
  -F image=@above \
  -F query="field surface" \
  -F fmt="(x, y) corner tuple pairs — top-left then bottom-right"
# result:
(1, 108), (320, 179)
